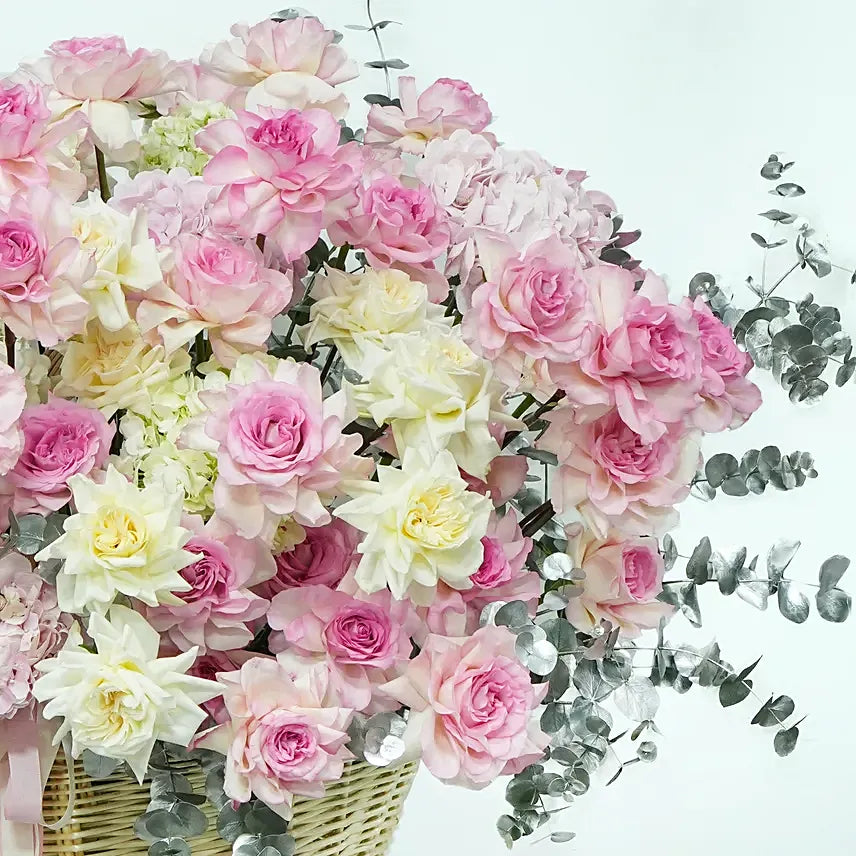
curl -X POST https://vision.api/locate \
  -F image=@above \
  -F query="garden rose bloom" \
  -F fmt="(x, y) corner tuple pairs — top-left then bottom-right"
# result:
(299, 266), (447, 371)
(197, 355), (371, 542)
(35, 465), (197, 614)
(0, 552), (68, 718)
(110, 167), (215, 246)
(0, 187), (93, 346)
(196, 654), (354, 818)
(57, 321), (191, 418)
(200, 17), (357, 117)
(255, 518), (361, 599)
(187, 649), (255, 724)
(382, 626), (549, 787)
(687, 296), (762, 431)
(335, 448), (492, 604)
(198, 107), (362, 260)
(328, 175), (451, 300)
(0, 79), (86, 199)
(146, 515), (275, 653)
(366, 76), (492, 154)
(463, 233), (590, 395)
(539, 405), (700, 537)
(34, 607), (219, 780)
(269, 585), (416, 712)
(552, 266), (702, 443)
(564, 527), (673, 638)
(136, 232), (292, 365)
(0, 363), (26, 476)
(461, 510), (538, 627)
(9, 397), (113, 515)
(25, 36), (179, 161)
(347, 326), (513, 479)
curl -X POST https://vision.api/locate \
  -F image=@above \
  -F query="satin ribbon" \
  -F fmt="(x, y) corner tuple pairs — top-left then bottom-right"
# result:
(0, 710), (75, 856)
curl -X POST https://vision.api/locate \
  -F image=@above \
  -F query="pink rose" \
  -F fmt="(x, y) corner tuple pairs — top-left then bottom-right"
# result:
(463, 233), (590, 395)
(145, 515), (275, 653)
(366, 76), (492, 155)
(461, 510), (538, 629)
(539, 405), (700, 537)
(187, 648), (259, 724)
(110, 168), (216, 247)
(9, 397), (113, 515)
(564, 527), (673, 638)
(154, 60), (239, 114)
(0, 364), (26, 477)
(200, 17), (357, 116)
(410, 583), (468, 645)
(462, 452), (529, 507)
(196, 654), (353, 818)
(269, 585), (416, 712)
(0, 552), (69, 717)
(381, 626), (549, 787)
(198, 107), (362, 260)
(687, 297), (762, 431)
(0, 187), (92, 346)
(255, 518), (361, 599)
(552, 266), (702, 442)
(328, 175), (451, 300)
(136, 232), (292, 366)
(197, 356), (371, 541)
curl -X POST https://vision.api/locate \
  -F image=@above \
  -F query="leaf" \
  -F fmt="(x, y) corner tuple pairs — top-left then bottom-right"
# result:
(835, 361), (856, 387)
(760, 156), (785, 180)
(773, 182), (805, 197)
(515, 631), (558, 676)
(767, 539), (801, 585)
(540, 703), (567, 733)
(819, 555), (850, 592)
(759, 209), (796, 223)
(721, 477), (750, 497)
(540, 552), (575, 581)
(494, 600), (531, 629)
(518, 446), (559, 466)
(13, 513), (48, 555)
(686, 537), (712, 584)
(573, 660), (607, 701)
(81, 750), (121, 779)
(545, 658), (570, 702)
(551, 832), (576, 843)
(365, 58), (409, 69)
(705, 454), (739, 488)
(542, 617), (576, 653)
(771, 325), (813, 351)
(816, 587), (852, 622)
(711, 546), (747, 596)
(751, 695), (795, 727)
(679, 583), (702, 627)
(662, 535), (678, 571)
(636, 741), (658, 762)
(719, 677), (752, 707)
(774, 725), (800, 757)
(613, 677), (660, 721)
(777, 580), (810, 624)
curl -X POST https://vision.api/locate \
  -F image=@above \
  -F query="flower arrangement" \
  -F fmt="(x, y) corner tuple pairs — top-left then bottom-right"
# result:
(0, 6), (853, 855)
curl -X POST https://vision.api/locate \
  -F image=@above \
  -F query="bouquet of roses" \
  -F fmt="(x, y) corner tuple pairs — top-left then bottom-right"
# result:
(0, 7), (852, 854)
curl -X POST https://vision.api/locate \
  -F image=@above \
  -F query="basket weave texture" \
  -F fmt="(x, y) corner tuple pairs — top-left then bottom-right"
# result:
(41, 751), (418, 856)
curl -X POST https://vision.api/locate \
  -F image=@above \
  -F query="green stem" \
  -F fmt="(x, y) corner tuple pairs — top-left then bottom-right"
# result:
(320, 346), (339, 384)
(512, 394), (536, 419)
(332, 243), (350, 270)
(94, 146), (110, 202)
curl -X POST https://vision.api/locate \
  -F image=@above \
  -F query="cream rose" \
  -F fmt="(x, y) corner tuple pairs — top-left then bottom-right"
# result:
(36, 464), (197, 614)
(335, 447), (491, 604)
(33, 606), (219, 780)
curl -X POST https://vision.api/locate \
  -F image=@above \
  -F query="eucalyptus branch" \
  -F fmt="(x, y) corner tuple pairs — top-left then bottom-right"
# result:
(366, 0), (392, 98)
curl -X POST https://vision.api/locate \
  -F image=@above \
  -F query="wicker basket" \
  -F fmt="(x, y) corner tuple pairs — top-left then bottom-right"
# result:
(41, 751), (418, 856)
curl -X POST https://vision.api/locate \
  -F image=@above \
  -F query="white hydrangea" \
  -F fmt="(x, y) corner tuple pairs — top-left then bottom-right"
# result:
(141, 101), (233, 174)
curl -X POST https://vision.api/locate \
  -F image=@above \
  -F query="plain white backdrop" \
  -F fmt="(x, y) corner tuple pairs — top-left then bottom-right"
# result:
(3, 2), (855, 854)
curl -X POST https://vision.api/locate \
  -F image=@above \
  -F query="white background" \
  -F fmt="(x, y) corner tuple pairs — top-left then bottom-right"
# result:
(4, 2), (856, 854)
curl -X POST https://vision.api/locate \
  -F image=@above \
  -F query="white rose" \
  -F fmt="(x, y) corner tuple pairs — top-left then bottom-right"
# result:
(33, 606), (219, 780)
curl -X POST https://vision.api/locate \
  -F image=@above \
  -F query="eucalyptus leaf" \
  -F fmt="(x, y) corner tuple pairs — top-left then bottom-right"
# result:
(719, 677), (752, 707)
(540, 552), (575, 581)
(819, 555), (850, 593)
(773, 182), (805, 197)
(662, 535), (678, 572)
(751, 695), (795, 727)
(518, 446), (559, 466)
(81, 750), (121, 779)
(613, 677), (660, 721)
(515, 631), (558, 676)
(637, 741), (658, 762)
(551, 832), (576, 843)
(767, 539), (801, 584)
(774, 725), (800, 757)
(686, 537), (712, 583)
(540, 702), (567, 733)
(495, 600), (531, 630)
(148, 840), (191, 856)
(572, 659), (608, 702)
(776, 580), (810, 623)
(816, 587), (851, 622)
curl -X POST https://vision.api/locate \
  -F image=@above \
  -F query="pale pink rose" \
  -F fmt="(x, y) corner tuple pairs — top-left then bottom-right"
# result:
(136, 232), (292, 365)
(198, 107), (362, 260)
(0, 364), (26, 477)
(463, 233), (590, 395)
(255, 518), (361, 599)
(196, 356), (372, 541)
(200, 17), (357, 116)
(552, 266), (702, 443)
(110, 168), (216, 247)
(24, 36), (179, 160)
(196, 654), (353, 818)
(269, 585), (416, 713)
(461, 510), (537, 630)
(564, 526), (673, 638)
(687, 296), (762, 431)
(0, 187), (92, 346)
(9, 397), (113, 515)
(366, 76), (492, 155)
(328, 175), (451, 301)
(0, 79), (87, 200)
(539, 405), (700, 538)
(145, 515), (275, 653)
(416, 131), (615, 288)
(0, 552), (69, 718)
(154, 61), (238, 113)
(462, 453), (529, 507)
(412, 583), (468, 644)
(381, 626), (549, 787)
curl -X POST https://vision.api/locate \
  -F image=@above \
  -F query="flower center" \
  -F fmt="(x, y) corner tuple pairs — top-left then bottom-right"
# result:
(91, 506), (148, 560)
(402, 484), (468, 548)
